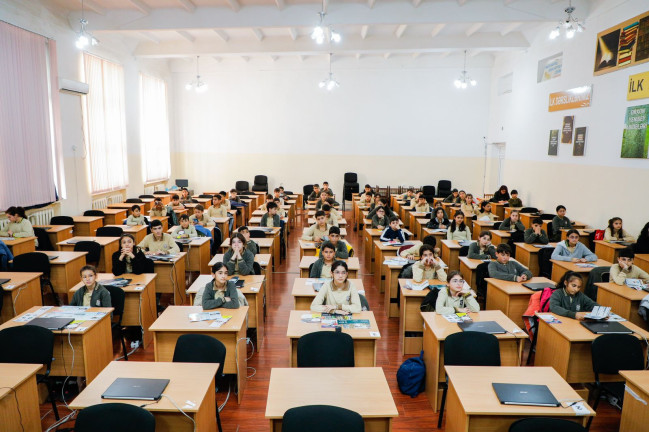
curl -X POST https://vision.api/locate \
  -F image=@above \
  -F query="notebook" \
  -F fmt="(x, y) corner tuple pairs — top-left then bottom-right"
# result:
(492, 383), (560, 407)
(458, 321), (507, 334)
(581, 321), (633, 334)
(523, 282), (555, 291)
(27, 317), (74, 330)
(101, 378), (169, 401)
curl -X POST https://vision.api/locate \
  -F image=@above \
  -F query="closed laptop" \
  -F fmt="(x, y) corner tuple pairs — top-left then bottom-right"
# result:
(492, 383), (560, 407)
(458, 321), (507, 334)
(523, 282), (555, 291)
(27, 317), (74, 330)
(101, 378), (169, 401)
(581, 321), (633, 335)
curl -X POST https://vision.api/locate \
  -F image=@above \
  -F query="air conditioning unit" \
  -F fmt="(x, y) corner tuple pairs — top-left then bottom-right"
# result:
(59, 78), (89, 95)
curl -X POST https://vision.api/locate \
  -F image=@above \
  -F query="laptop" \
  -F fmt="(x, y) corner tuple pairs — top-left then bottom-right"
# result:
(523, 282), (555, 291)
(458, 321), (507, 334)
(27, 317), (74, 330)
(492, 383), (560, 407)
(101, 378), (169, 401)
(581, 321), (633, 334)
(0, 278), (10, 286)
(47, 255), (59, 261)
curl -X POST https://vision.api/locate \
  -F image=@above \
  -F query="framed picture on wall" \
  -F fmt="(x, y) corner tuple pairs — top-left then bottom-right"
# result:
(548, 130), (559, 156)
(621, 104), (649, 158)
(561, 116), (574, 144)
(594, 10), (649, 75)
(573, 127), (587, 156)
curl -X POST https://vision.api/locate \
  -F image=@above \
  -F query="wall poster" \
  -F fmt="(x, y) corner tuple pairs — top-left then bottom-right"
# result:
(621, 104), (649, 159)
(548, 130), (559, 156)
(573, 127), (587, 156)
(537, 53), (562, 83)
(561, 116), (574, 144)
(594, 11), (649, 75)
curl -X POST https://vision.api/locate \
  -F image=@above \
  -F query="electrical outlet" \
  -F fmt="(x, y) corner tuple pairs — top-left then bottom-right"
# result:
(130, 341), (140, 349)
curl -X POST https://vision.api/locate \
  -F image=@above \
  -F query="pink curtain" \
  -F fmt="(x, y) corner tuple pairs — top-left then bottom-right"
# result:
(0, 21), (58, 209)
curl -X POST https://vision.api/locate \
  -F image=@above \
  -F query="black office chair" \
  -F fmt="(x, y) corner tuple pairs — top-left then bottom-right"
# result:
(506, 231), (525, 259)
(252, 261), (262, 276)
(74, 403), (155, 432)
(74, 241), (101, 267)
(297, 331), (354, 367)
(437, 180), (452, 198)
(34, 227), (54, 251)
(125, 198), (143, 203)
(199, 194), (214, 199)
(459, 245), (469, 257)
(138, 195), (155, 199)
(282, 405), (364, 432)
(303, 184), (314, 206)
(587, 333), (644, 429)
(211, 226), (223, 256)
(12, 252), (57, 304)
(252, 175), (268, 193)
(343, 172), (359, 210)
(173, 334), (226, 432)
(520, 207), (539, 214)
(422, 185), (436, 203)
(50, 215), (74, 225)
(96, 226), (123, 237)
(84, 210), (105, 217)
(475, 261), (490, 306)
(540, 213), (555, 221)
(538, 247), (555, 279)
(438, 332), (501, 428)
(249, 230), (266, 239)
(509, 418), (586, 432)
(0, 325), (59, 419)
(104, 285), (129, 360)
(235, 181), (249, 192)
(153, 190), (169, 195)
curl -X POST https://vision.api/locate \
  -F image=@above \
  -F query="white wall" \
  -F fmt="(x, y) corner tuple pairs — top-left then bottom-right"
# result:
(488, 0), (649, 236)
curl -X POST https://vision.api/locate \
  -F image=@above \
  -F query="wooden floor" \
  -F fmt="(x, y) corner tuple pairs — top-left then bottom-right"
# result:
(41, 207), (620, 431)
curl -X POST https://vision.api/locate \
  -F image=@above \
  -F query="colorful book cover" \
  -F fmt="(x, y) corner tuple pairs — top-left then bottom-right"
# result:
(618, 22), (639, 66)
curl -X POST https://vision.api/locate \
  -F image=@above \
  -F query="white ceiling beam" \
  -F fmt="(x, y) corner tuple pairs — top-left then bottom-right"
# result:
(139, 32), (160, 43)
(361, 25), (369, 39)
(129, 0), (151, 15)
(252, 28), (264, 41)
(500, 22), (522, 36)
(412, 0), (422, 7)
(367, 0), (376, 8)
(275, 0), (285, 11)
(288, 28), (298, 41)
(79, 0), (106, 15)
(226, 0), (241, 12)
(466, 22), (484, 37)
(177, 0), (196, 12)
(213, 29), (230, 42)
(431, 23), (446, 38)
(177, 30), (195, 42)
(395, 24), (408, 38)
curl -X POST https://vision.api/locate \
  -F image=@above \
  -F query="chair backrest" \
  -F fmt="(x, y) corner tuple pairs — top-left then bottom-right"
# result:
(153, 190), (169, 195)
(444, 332), (501, 366)
(74, 403), (156, 432)
(104, 285), (125, 321)
(96, 226), (123, 237)
(591, 334), (644, 376)
(0, 325), (54, 367)
(538, 247), (555, 279)
(459, 245), (469, 257)
(282, 405), (364, 432)
(437, 179), (452, 192)
(520, 207), (539, 213)
(198, 194), (214, 199)
(235, 181), (249, 192)
(422, 185), (436, 196)
(297, 331), (355, 367)
(12, 252), (51, 277)
(172, 334), (226, 377)
(210, 226), (223, 256)
(254, 175), (268, 185)
(125, 198), (143, 203)
(509, 417), (586, 432)
(344, 172), (358, 183)
(540, 213), (554, 221)
(139, 195), (154, 199)
(303, 184), (314, 197)
(74, 241), (101, 264)
(249, 230), (266, 238)
(252, 261), (262, 275)
(84, 210), (105, 217)
(34, 227), (54, 251)
(50, 216), (74, 225)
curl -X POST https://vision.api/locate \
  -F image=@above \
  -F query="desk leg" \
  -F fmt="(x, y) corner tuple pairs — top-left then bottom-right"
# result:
(444, 380), (468, 432)
(423, 326), (442, 412)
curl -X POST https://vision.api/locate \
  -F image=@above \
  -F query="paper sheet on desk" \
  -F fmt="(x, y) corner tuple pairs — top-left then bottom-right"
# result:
(406, 281), (429, 291)
(209, 316), (231, 328)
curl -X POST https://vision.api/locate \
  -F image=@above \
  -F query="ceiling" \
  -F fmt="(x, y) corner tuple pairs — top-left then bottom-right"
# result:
(52, 0), (594, 61)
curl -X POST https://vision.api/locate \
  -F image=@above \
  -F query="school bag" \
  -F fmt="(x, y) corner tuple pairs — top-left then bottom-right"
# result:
(397, 351), (426, 397)
(594, 229), (605, 241)
(539, 286), (558, 313)
(420, 287), (441, 312)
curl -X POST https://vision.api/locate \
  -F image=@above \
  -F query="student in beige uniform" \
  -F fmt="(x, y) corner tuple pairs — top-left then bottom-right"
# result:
(273, 198), (287, 218)
(360, 184), (374, 200)
(259, 194), (274, 211)
(476, 201), (497, 221)
(447, 211), (471, 241)
(149, 198), (167, 217)
(435, 270), (480, 314)
(414, 195), (431, 213)
(207, 194), (228, 218)
(610, 248), (649, 285)
(460, 194), (478, 216)
(260, 202), (281, 227)
(604, 217), (636, 242)
(191, 204), (215, 228)
(273, 188), (285, 205)
(322, 204), (339, 227)
(171, 214), (198, 238)
(412, 244), (447, 283)
(400, 235), (439, 260)
(69, 265), (112, 307)
(310, 261), (361, 314)
(302, 210), (331, 242)
(0, 206), (35, 239)
(170, 194), (184, 211)
(138, 219), (180, 255)
(126, 205), (147, 226)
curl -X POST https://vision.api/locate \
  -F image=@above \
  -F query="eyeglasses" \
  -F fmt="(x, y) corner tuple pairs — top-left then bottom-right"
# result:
(333, 271), (348, 275)
(450, 278), (465, 284)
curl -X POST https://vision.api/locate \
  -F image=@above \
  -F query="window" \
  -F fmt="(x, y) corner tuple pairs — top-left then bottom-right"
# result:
(140, 74), (171, 183)
(82, 53), (128, 194)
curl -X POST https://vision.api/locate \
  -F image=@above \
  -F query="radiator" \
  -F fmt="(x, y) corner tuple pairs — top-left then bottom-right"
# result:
(92, 197), (109, 209)
(28, 207), (55, 226)
(144, 186), (155, 195)
(108, 193), (124, 204)
(0, 219), (8, 230)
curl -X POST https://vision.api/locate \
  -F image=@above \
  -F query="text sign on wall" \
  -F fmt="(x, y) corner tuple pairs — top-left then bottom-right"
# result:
(628, 71), (649, 101)
(549, 86), (593, 112)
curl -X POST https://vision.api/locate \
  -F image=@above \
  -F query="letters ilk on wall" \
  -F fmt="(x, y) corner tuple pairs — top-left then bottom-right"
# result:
(628, 71), (649, 101)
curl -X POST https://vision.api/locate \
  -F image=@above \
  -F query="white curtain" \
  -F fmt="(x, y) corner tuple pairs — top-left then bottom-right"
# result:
(140, 74), (171, 183)
(0, 21), (60, 209)
(82, 53), (129, 194)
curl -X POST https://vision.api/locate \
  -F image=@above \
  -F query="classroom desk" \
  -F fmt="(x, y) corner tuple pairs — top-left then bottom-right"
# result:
(265, 367), (398, 432)
(490, 201), (509, 219)
(560, 228), (592, 249)
(3, 237), (37, 257)
(97, 208), (127, 225)
(636, 254), (649, 273)
(422, 311), (528, 412)
(595, 282), (649, 330)
(548, 220), (587, 232)
(594, 240), (631, 263)
(42, 251), (88, 296)
(0, 306), (113, 382)
(459, 256), (489, 290)
(399, 205), (413, 228)
(363, 228), (383, 268)
(210, 217), (230, 240)
(421, 227), (447, 245)
(374, 240), (401, 293)
(69, 273), (157, 348)
(384, 261), (408, 318)
(72, 216), (104, 236)
(139, 198), (155, 212)
(515, 243), (557, 276)
(34, 225), (74, 250)
(149, 216), (169, 231)
(153, 253), (187, 305)
(619, 370), (649, 432)
(107, 202), (138, 216)
(70, 361), (218, 432)
(209, 253), (272, 291)
(444, 366), (594, 431)
(415, 218), (430, 241)
(96, 224), (147, 243)
(490, 229), (511, 246)
(286, 310), (380, 367)
(398, 279), (447, 355)
(0, 272), (42, 324)
(58, 236), (119, 273)
(176, 237), (211, 274)
(550, 259), (612, 283)
(485, 277), (553, 328)
(149, 305), (248, 403)
(535, 313), (649, 384)
(472, 219), (499, 240)
(298, 256), (360, 278)
(298, 239), (317, 259)
(441, 239), (463, 272)
(187, 274), (265, 350)
(409, 212), (429, 237)
(0, 363), (41, 432)
(291, 278), (365, 310)
(503, 206), (523, 219)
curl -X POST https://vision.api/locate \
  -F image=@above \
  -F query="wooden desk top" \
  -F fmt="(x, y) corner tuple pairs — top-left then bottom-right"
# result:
(373, 240), (406, 251)
(286, 310), (379, 339)
(187, 275), (265, 295)
(42, 250), (88, 264)
(441, 239), (461, 249)
(152, 252), (187, 265)
(550, 259), (612, 271)
(422, 310), (527, 340)
(58, 236), (119, 247)
(0, 363), (42, 399)
(2, 237), (37, 246)
(302, 227), (348, 236)
(445, 366), (594, 416)
(490, 229), (512, 238)
(473, 219), (500, 227)
(594, 240), (631, 250)
(0, 306), (113, 333)
(247, 227), (281, 235)
(459, 256), (490, 270)
(97, 208), (127, 215)
(70, 273), (157, 294)
(298, 240), (317, 249)
(209, 253), (271, 267)
(221, 237), (274, 248)
(536, 312), (649, 342)
(399, 279), (447, 298)
(70, 361), (218, 412)
(292, 278), (364, 297)
(0, 272), (43, 291)
(298, 256), (360, 270)
(620, 370), (649, 392)
(34, 225), (74, 233)
(595, 282), (649, 301)
(149, 305), (249, 332)
(102, 224), (147, 234)
(514, 242), (558, 253)
(265, 367), (398, 419)
(485, 277), (554, 295)
(72, 216), (104, 223)
(107, 203), (135, 209)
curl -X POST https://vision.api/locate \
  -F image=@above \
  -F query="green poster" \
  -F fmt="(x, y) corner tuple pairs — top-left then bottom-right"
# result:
(621, 104), (649, 158)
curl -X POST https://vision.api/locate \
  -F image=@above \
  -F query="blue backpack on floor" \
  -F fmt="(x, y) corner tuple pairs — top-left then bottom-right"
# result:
(397, 351), (426, 397)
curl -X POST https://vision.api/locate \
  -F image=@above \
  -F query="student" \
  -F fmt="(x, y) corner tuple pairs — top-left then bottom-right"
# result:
(634, 222), (649, 254)
(488, 244), (533, 282)
(321, 204), (339, 227)
(170, 194), (184, 210)
(610, 248), (649, 285)
(112, 234), (148, 275)
(460, 194), (478, 216)
(435, 270), (480, 314)
(410, 191), (422, 207)
(524, 218), (549, 244)
(360, 184), (374, 200)
(70, 265), (112, 307)
(427, 208), (449, 230)
(223, 233), (254, 276)
(179, 187), (193, 205)
(219, 190), (231, 210)
(549, 272), (599, 320)
(310, 241), (337, 278)
(443, 188), (461, 204)
(260, 202), (281, 227)
(229, 189), (241, 204)
(499, 210), (525, 232)
(412, 244), (447, 283)
(551, 229), (597, 262)
(315, 191), (331, 210)
(491, 185), (510, 203)
(458, 190), (467, 204)
(0, 206), (34, 239)
(273, 188), (285, 205)
(508, 190), (523, 208)
(207, 194), (228, 218)
(138, 219), (180, 255)
(308, 184), (321, 201)
(414, 195), (431, 213)
(360, 192), (374, 207)
(278, 186), (287, 199)
(321, 181), (333, 196)
(432, 201), (449, 219)
(371, 206), (390, 230)
(302, 210), (331, 242)
(550, 205), (572, 241)
(368, 194), (382, 212)
(447, 211), (471, 241)
(321, 226), (350, 259)
(126, 205), (147, 226)
(238, 226), (259, 256)
(367, 198), (394, 218)
(171, 214), (198, 238)
(400, 187), (415, 202)
(310, 260), (361, 314)
(468, 231), (496, 259)
(273, 198), (288, 218)
(604, 217), (635, 242)
(477, 201), (497, 221)
(149, 198), (167, 217)
(259, 194), (274, 211)
(201, 262), (246, 310)
(400, 235), (438, 260)
(380, 216), (406, 243)
(191, 204), (215, 228)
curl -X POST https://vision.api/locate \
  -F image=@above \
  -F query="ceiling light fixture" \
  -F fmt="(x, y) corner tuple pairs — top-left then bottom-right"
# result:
(311, 0), (341, 45)
(549, 0), (585, 40)
(185, 56), (208, 93)
(454, 50), (477, 89)
(319, 53), (340, 91)
(75, 0), (99, 49)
